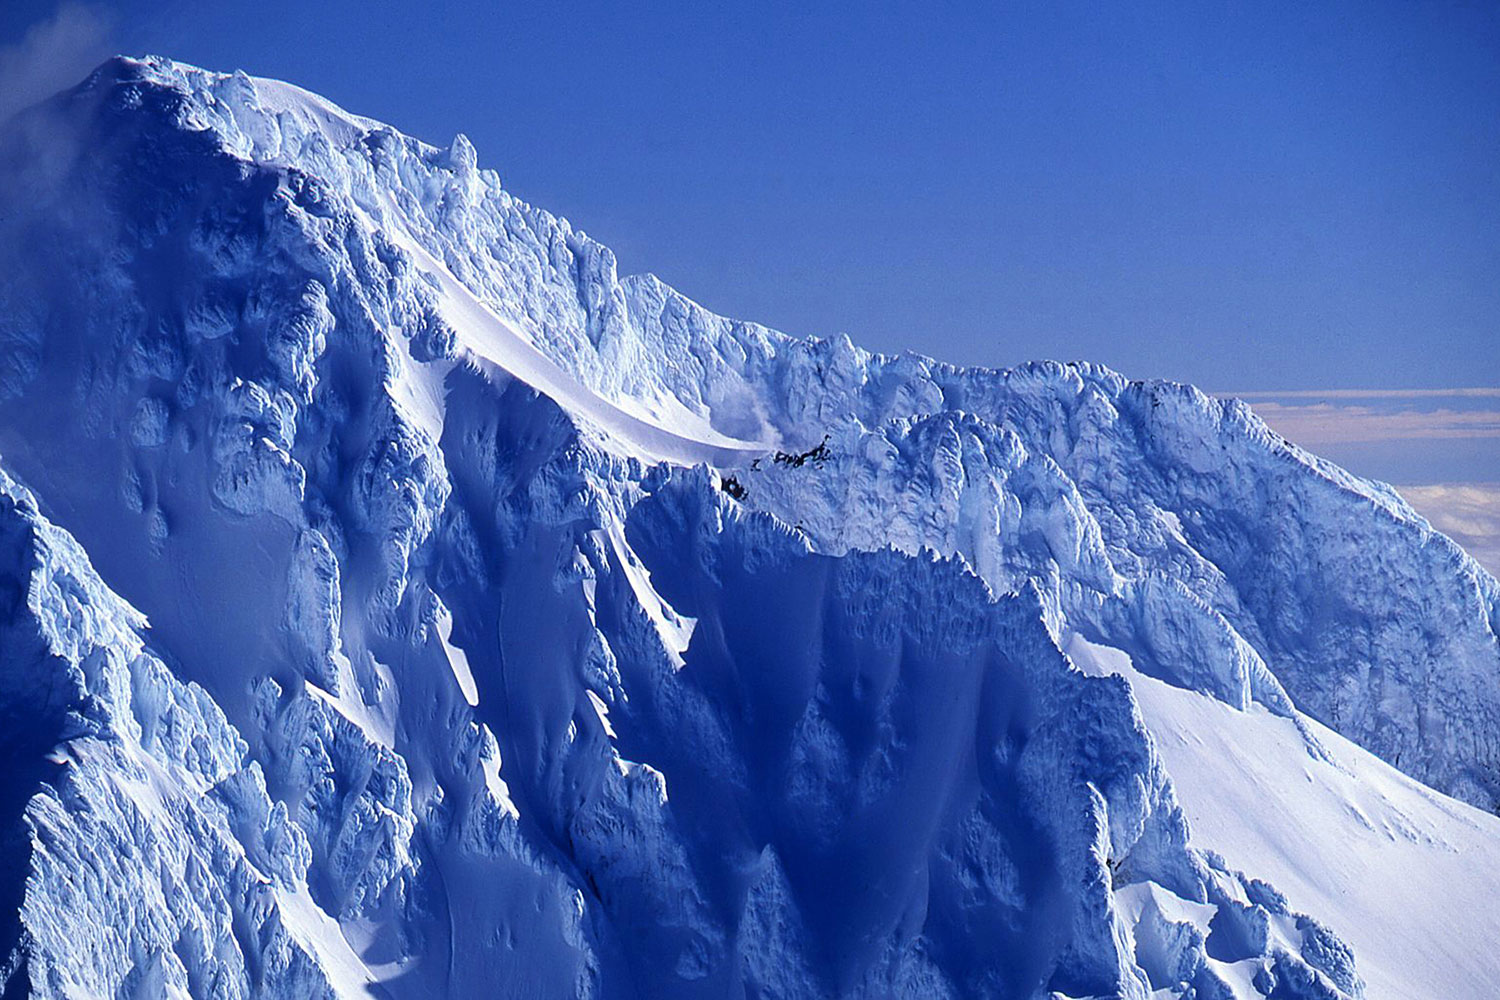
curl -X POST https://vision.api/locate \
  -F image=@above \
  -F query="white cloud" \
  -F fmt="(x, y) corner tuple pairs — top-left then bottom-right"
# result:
(1213, 391), (1500, 572)
(1397, 483), (1500, 578)
(1244, 401), (1500, 445)
(0, 3), (114, 123)
(1227, 387), (1500, 401)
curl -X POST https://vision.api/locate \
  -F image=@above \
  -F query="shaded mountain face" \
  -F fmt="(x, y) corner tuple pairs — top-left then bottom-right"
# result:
(0, 56), (1495, 1000)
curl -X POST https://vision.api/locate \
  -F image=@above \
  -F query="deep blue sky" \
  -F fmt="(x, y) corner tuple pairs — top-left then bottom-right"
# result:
(2, 0), (1497, 392)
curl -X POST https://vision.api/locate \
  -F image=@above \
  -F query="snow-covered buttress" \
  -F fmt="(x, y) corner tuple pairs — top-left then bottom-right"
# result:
(0, 56), (1496, 999)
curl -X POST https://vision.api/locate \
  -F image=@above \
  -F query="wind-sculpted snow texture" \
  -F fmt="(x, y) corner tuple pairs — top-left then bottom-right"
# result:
(0, 56), (1495, 998)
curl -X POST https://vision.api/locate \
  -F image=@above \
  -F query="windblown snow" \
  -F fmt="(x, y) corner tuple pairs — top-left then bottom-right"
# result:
(0, 56), (1497, 1000)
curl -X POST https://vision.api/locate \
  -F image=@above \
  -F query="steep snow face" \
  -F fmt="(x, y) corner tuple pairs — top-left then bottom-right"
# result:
(0, 453), (1359, 1000)
(0, 470), (355, 999)
(41, 54), (1487, 811)
(0, 54), (1494, 999)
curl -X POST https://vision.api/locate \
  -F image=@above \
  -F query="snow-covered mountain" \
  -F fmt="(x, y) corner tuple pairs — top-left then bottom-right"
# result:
(0, 56), (1496, 1000)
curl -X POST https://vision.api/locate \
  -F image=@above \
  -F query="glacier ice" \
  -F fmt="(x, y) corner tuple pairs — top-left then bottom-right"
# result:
(0, 55), (1496, 998)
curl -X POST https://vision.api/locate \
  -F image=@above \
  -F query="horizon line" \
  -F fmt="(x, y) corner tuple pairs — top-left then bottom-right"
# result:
(1213, 387), (1500, 400)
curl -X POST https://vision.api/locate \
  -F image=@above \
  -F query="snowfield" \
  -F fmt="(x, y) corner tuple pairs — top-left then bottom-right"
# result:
(1068, 635), (1500, 1000)
(0, 56), (1496, 999)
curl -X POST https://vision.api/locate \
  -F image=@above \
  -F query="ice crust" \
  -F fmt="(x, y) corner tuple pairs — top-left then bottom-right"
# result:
(0, 56), (1496, 998)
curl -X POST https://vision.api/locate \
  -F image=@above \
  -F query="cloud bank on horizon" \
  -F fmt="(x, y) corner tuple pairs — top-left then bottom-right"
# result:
(1397, 483), (1500, 579)
(1227, 388), (1500, 464)
(1236, 390), (1500, 445)
(1228, 388), (1500, 575)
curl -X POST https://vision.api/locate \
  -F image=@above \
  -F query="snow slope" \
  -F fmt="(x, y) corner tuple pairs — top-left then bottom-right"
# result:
(0, 55), (1495, 999)
(371, 193), (772, 466)
(1069, 635), (1500, 1000)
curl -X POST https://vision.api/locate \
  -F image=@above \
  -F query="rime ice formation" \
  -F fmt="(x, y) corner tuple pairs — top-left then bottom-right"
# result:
(0, 56), (1497, 999)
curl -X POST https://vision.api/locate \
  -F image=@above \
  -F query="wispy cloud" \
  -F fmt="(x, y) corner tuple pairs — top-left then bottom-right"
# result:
(1214, 388), (1500, 573)
(1212, 388), (1500, 450)
(0, 3), (114, 123)
(1227, 387), (1500, 401)
(1244, 401), (1500, 445)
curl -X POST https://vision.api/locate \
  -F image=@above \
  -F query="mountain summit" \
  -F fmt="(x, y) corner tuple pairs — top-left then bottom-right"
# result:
(0, 56), (1496, 1000)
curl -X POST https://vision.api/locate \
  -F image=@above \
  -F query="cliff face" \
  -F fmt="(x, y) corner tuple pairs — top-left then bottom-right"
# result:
(0, 56), (1494, 999)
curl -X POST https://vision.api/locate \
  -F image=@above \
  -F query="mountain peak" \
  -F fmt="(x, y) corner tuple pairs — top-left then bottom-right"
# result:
(0, 59), (1496, 999)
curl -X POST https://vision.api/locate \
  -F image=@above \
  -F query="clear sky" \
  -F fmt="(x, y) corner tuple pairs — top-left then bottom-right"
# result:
(1, 2), (1497, 522)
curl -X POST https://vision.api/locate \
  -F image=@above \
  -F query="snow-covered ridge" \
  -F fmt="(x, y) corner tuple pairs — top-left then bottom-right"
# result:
(89, 56), (1496, 804)
(0, 55), (1495, 998)
(0, 468), (358, 998)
